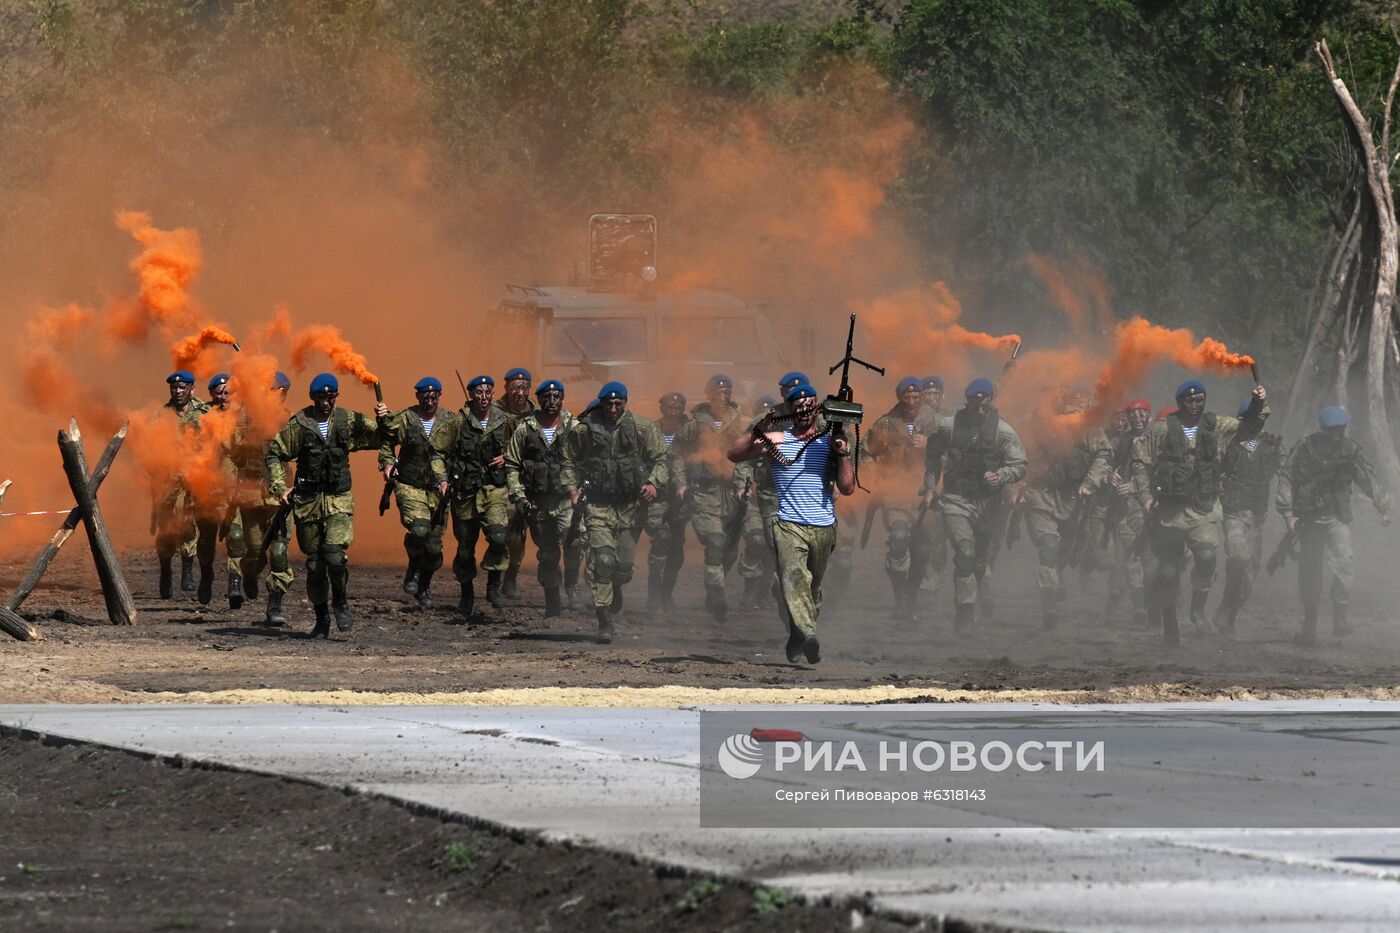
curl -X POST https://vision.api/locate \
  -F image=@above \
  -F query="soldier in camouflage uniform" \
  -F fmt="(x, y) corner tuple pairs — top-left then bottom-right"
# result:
(1131, 380), (1267, 646)
(727, 383), (856, 664)
(915, 376), (950, 599)
(153, 370), (211, 599)
(561, 381), (668, 642)
(673, 374), (747, 622)
(494, 367), (536, 600)
(920, 378), (1028, 633)
(1276, 405), (1391, 646)
(223, 371), (297, 623)
(865, 377), (938, 620)
(1019, 393), (1112, 629)
(736, 395), (780, 611)
(379, 376), (456, 611)
(434, 374), (514, 619)
(644, 391), (690, 612)
(1212, 398), (1285, 633)
(505, 379), (579, 618)
(265, 373), (389, 637)
(1089, 400), (1152, 625)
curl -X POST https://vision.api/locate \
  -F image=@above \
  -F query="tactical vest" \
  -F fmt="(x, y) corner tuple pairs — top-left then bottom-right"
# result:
(942, 409), (1003, 499)
(1220, 432), (1281, 516)
(450, 411), (509, 492)
(516, 420), (568, 498)
(293, 408), (353, 495)
(395, 409), (438, 489)
(1040, 430), (1095, 491)
(1292, 433), (1362, 523)
(578, 413), (648, 498)
(874, 406), (925, 471)
(679, 403), (742, 485)
(1149, 413), (1220, 511)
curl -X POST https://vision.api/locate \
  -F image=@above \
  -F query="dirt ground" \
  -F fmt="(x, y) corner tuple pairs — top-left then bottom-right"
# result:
(0, 730), (938, 933)
(3, 525), (1399, 705)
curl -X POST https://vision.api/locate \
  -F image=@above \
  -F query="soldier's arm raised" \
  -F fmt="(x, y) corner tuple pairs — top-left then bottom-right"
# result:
(346, 410), (386, 452)
(377, 410), (403, 472)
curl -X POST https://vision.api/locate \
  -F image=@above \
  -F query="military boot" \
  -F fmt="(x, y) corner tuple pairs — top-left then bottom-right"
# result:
(310, 604), (331, 639)
(611, 580), (626, 615)
(416, 566), (436, 610)
(544, 587), (562, 618)
(1295, 605), (1319, 647)
(158, 558), (173, 600)
(264, 591), (286, 627)
(181, 555), (196, 591)
(1332, 602), (1352, 638)
(1161, 605), (1180, 647)
(705, 584), (726, 623)
(785, 624), (805, 663)
(566, 584), (582, 611)
(455, 582), (474, 623)
(228, 573), (244, 610)
(954, 602), (974, 634)
(196, 565), (213, 606)
(801, 634), (821, 664)
(244, 574), (259, 601)
(332, 600), (353, 633)
(503, 569), (520, 599)
(1189, 589), (1209, 632)
(741, 576), (763, 611)
(402, 561), (419, 597)
(596, 606), (613, 644)
(486, 570), (506, 609)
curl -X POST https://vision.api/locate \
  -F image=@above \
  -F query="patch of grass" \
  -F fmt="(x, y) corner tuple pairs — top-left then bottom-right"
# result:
(753, 887), (793, 913)
(675, 878), (722, 913)
(436, 838), (487, 874)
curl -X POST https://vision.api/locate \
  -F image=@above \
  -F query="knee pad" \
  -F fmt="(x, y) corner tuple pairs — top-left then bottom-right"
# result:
(746, 530), (766, 551)
(593, 546), (617, 580)
(409, 519), (431, 542)
(953, 544), (977, 575)
(269, 538), (288, 562)
(1195, 546), (1217, 567)
(702, 533), (727, 566)
(225, 524), (244, 550)
(887, 526), (911, 560)
(322, 545), (348, 568)
(486, 524), (508, 548)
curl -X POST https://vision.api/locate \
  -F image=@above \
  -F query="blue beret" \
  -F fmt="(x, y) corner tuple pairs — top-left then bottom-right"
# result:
(897, 376), (922, 396)
(207, 373), (230, 391)
(778, 371), (808, 390)
(598, 381), (628, 401)
(309, 373), (339, 395)
(414, 376), (443, 392)
(536, 379), (565, 396)
(707, 373), (733, 390)
(466, 374), (494, 390)
(272, 371), (292, 391)
(922, 375), (943, 390)
(167, 370), (195, 385)
(659, 391), (686, 407)
(753, 395), (778, 414)
(965, 377), (995, 399)
(1319, 405), (1350, 429)
(1175, 379), (1207, 399)
(504, 368), (531, 383)
(785, 383), (818, 402)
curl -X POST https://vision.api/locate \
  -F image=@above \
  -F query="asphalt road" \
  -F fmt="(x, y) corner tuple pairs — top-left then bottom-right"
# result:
(3, 700), (1399, 931)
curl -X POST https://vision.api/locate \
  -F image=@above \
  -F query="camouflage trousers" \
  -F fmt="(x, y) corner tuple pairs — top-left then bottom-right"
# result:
(154, 488), (214, 569)
(773, 519), (837, 639)
(451, 485), (510, 583)
(582, 498), (645, 609)
(225, 505), (294, 595)
(525, 493), (583, 590)
(690, 484), (741, 588)
(1297, 518), (1353, 609)
(939, 495), (1006, 608)
(1219, 510), (1264, 613)
(395, 483), (447, 574)
(738, 504), (776, 582)
(1146, 518), (1218, 608)
(1104, 501), (1144, 603)
(1024, 508), (1074, 607)
(644, 496), (687, 591)
(293, 511), (354, 608)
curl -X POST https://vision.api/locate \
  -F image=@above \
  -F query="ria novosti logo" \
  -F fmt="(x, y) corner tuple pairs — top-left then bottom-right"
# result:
(717, 733), (765, 779)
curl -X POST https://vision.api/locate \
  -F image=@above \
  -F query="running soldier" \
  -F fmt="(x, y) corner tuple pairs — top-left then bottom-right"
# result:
(1276, 406), (1391, 646)
(672, 374), (746, 622)
(644, 391), (689, 612)
(1213, 399), (1284, 633)
(152, 370), (210, 599)
(1132, 380), (1267, 646)
(504, 379), (580, 618)
(560, 382), (668, 642)
(727, 382), (856, 664)
(380, 376), (456, 610)
(435, 374), (514, 619)
(735, 395), (779, 611)
(265, 373), (389, 637)
(494, 367), (536, 600)
(920, 378), (1028, 633)
(1094, 399), (1152, 625)
(864, 376), (937, 620)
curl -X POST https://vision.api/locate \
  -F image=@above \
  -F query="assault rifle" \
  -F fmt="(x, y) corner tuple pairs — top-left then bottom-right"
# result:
(217, 499), (240, 541)
(261, 494), (295, 556)
(565, 481), (590, 545)
(509, 497), (536, 538)
(860, 498), (880, 549)
(1063, 495), (1095, 567)
(1266, 524), (1299, 576)
(378, 463), (398, 516)
(723, 476), (754, 553)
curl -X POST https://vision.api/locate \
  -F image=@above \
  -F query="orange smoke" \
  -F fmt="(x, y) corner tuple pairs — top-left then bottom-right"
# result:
(170, 324), (239, 373)
(105, 212), (204, 342)
(290, 324), (379, 386)
(1020, 253), (1116, 339)
(858, 283), (1020, 389)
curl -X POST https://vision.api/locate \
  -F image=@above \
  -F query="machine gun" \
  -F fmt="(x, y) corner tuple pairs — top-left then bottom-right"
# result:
(825, 313), (884, 490)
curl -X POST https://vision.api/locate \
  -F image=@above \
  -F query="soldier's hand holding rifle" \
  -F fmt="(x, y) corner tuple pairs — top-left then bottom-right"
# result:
(640, 482), (658, 503)
(983, 470), (1003, 489)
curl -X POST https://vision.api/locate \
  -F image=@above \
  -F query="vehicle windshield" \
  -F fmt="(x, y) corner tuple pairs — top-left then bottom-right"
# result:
(547, 318), (648, 363)
(659, 316), (763, 363)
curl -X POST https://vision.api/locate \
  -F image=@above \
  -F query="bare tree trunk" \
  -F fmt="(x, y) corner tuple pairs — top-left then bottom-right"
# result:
(57, 419), (136, 626)
(1288, 195), (1363, 425)
(0, 606), (41, 642)
(1316, 39), (1400, 495)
